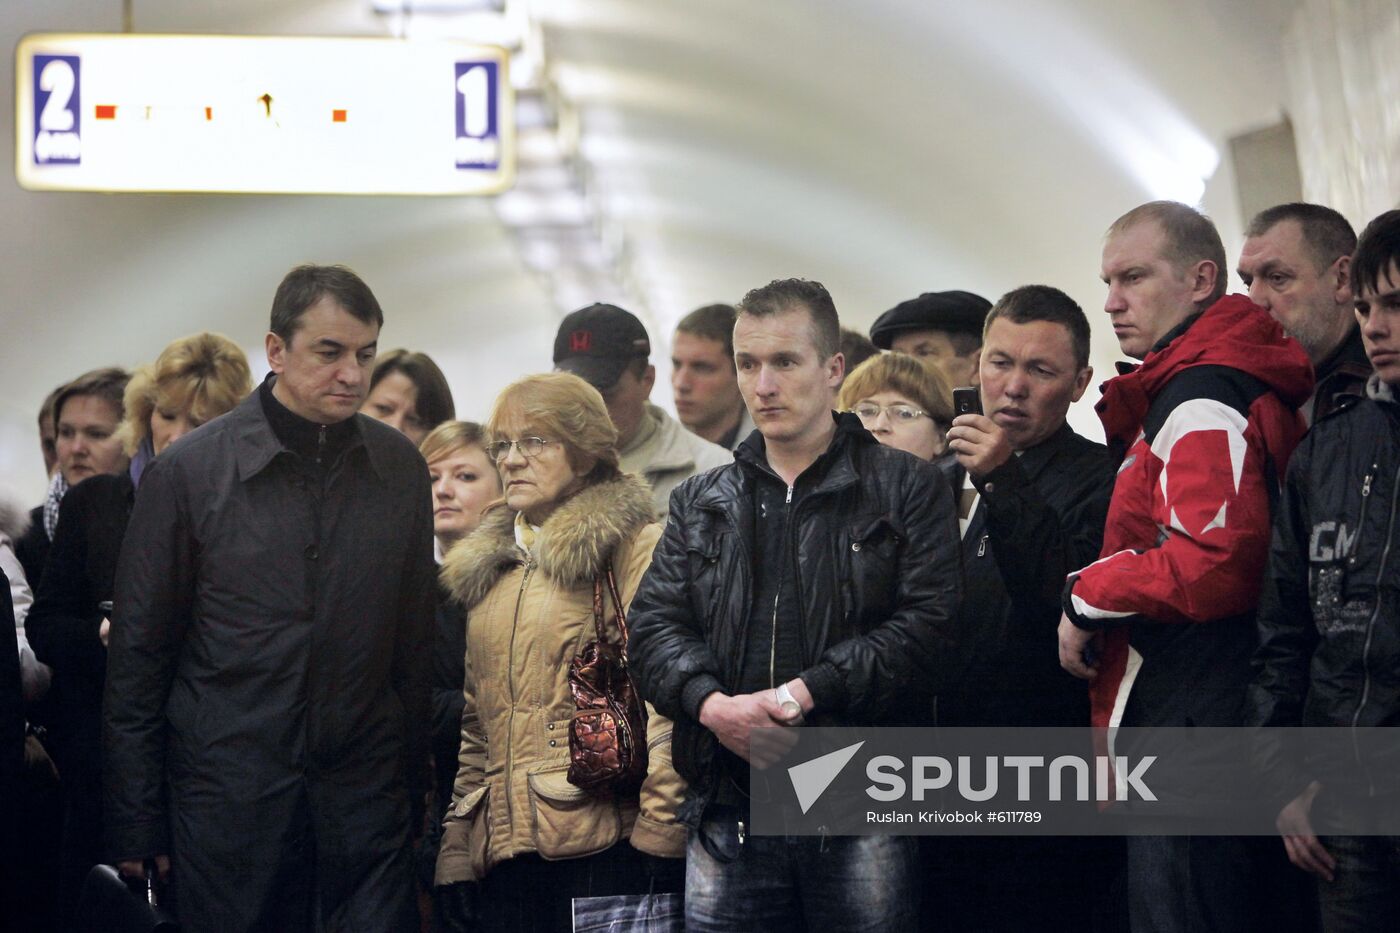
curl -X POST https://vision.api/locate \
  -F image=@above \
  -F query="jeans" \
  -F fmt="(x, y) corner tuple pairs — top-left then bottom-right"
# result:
(685, 815), (919, 932)
(1317, 834), (1400, 932)
(1125, 835), (1252, 933)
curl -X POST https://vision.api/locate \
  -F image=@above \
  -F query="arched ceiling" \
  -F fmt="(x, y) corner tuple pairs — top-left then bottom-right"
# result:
(2, 0), (1299, 502)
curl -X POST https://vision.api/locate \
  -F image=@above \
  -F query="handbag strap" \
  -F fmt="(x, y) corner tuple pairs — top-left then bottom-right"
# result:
(591, 563), (631, 662)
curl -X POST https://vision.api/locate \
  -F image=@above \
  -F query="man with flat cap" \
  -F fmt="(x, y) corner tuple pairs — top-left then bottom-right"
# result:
(554, 303), (731, 520)
(869, 290), (993, 387)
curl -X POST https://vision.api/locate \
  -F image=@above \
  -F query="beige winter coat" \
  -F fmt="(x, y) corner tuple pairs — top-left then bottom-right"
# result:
(434, 473), (687, 884)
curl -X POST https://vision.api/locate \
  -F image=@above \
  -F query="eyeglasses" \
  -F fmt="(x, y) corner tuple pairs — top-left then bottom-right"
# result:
(487, 436), (556, 462)
(851, 403), (928, 424)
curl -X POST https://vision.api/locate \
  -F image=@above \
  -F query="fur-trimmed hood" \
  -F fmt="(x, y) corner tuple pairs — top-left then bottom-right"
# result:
(440, 472), (655, 609)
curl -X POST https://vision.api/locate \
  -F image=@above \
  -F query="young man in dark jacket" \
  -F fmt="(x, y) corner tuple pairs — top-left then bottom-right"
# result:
(1249, 208), (1400, 929)
(935, 285), (1117, 930)
(1058, 201), (1313, 931)
(104, 265), (435, 932)
(629, 278), (961, 931)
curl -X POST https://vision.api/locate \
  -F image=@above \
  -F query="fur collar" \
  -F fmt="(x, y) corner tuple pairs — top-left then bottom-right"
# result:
(440, 473), (654, 609)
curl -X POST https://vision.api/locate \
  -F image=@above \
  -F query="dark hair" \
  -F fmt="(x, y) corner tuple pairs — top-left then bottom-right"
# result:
(1351, 209), (1400, 299)
(269, 264), (383, 344)
(839, 328), (879, 373)
(985, 285), (1092, 369)
(676, 303), (738, 360)
(53, 367), (130, 432)
(738, 278), (841, 359)
(1108, 201), (1227, 309)
(1247, 202), (1357, 272)
(369, 349), (456, 429)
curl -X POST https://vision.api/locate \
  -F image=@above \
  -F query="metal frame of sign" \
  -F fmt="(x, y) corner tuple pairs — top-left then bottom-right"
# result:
(15, 33), (515, 195)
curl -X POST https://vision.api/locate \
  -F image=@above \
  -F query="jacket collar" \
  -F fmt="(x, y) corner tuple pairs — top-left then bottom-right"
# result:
(632, 403), (701, 474)
(440, 472), (655, 608)
(230, 388), (383, 483)
(1013, 421), (1077, 481)
(706, 411), (867, 511)
(1367, 373), (1397, 405)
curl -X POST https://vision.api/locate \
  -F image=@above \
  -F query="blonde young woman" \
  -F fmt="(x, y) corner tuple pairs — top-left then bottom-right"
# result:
(417, 421), (500, 910)
(838, 352), (955, 462)
(25, 333), (250, 925)
(436, 372), (685, 933)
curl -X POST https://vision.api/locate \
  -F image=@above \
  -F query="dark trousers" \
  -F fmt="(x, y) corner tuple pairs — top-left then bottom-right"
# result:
(1317, 834), (1400, 932)
(478, 842), (683, 933)
(923, 835), (1127, 932)
(1126, 835), (1252, 933)
(685, 817), (919, 932)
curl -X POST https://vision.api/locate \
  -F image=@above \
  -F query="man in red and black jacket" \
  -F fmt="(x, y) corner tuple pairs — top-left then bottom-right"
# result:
(1057, 201), (1313, 931)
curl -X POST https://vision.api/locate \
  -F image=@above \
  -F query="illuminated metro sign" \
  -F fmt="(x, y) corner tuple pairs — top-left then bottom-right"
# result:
(15, 34), (514, 195)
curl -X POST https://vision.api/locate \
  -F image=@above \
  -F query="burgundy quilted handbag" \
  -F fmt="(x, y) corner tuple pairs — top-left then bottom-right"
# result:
(566, 565), (649, 793)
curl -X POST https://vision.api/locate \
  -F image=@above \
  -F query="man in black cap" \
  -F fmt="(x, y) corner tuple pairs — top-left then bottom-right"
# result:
(554, 303), (730, 520)
(869, 290), (993, 387)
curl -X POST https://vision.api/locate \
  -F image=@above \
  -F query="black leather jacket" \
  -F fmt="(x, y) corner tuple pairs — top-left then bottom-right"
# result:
(629, 413), (961, 820)
(1249, 382), (1400, 807)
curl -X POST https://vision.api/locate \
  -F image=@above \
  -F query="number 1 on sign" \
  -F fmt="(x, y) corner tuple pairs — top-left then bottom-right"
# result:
(457, 66), (488, 137)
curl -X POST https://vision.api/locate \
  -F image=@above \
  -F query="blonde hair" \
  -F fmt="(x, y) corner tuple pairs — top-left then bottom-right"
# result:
(838, 352), (954, 429)
(120, 333), (252, 455)
(419, 420), (487, 465)
(485, 372), (620, 484)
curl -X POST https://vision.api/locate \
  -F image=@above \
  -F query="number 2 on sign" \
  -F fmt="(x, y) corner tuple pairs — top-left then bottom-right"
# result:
(39, 59), (76, 131)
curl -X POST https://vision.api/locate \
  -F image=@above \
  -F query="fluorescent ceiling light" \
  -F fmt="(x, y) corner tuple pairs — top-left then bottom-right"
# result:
(495, 188), (592, 227)
(372, 1), (504, 13)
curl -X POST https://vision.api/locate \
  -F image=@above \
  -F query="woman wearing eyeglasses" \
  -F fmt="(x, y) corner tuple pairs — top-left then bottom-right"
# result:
(838, 352), (954, 461)
(434, 372), (684, 933)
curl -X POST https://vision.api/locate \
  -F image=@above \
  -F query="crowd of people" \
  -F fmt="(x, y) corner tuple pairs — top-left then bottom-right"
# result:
(1, 196), (1397, 933)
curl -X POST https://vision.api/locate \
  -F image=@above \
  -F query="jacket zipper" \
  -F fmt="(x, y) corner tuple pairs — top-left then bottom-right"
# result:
(504, 557), (534, 835)
(770, 484), (794, 689)
(1348, 466), (1375, 567)
(1350, 460), (1398, 796)
(977, 535), (988, 558)
(315, 424), (326, 466)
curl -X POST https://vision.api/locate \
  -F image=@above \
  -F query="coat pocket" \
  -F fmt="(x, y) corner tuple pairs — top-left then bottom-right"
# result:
(435, 785), (490, 884)
(527, 766), (622, 860)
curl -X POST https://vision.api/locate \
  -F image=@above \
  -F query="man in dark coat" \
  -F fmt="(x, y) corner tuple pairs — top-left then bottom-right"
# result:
(934, 285), (1121, 931)
(104, 264), (435, 932)
(629, 278), (961, 931)
(1248, 208), (1400, 929)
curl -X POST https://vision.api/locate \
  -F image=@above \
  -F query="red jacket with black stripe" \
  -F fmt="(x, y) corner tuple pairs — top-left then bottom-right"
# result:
(1063, 296), (1312, 728)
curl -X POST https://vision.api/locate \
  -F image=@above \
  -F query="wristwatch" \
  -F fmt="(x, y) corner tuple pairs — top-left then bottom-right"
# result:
(775, 682), (804, 722)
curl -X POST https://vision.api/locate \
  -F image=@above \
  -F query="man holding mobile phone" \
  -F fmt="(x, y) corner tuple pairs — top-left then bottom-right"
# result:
(938, 286), (1117, 931)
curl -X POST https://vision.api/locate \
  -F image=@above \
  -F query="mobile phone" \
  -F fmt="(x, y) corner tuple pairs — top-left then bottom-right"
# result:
(952, 386), (982, 417)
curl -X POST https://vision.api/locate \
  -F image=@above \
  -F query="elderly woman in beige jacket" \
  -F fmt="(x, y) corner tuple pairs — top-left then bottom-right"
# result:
(436, 372), (685, 932)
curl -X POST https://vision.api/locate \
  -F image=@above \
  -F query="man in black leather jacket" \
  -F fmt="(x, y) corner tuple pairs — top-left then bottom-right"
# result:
(1248, 208), (1400, 929)
(630, 278), (961, 932)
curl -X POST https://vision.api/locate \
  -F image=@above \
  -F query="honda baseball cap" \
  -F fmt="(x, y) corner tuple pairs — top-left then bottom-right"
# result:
(552, 303), (652, 390)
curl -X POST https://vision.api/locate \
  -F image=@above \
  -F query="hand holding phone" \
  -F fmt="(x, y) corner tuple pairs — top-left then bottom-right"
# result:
(952, 386), (982, 417)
